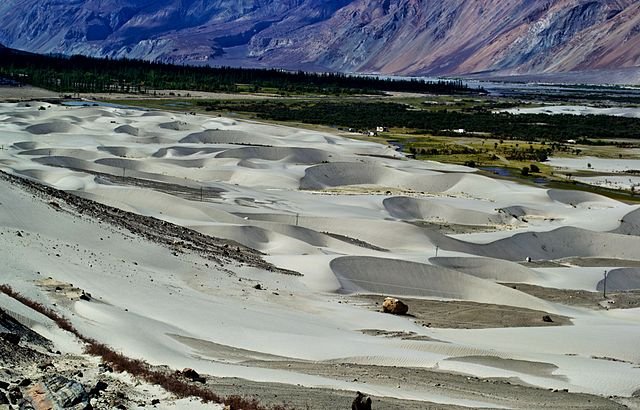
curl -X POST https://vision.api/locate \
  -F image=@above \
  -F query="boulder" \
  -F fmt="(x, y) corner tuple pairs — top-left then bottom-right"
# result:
(180, 368), (205, 383)
(382, 298), (408, 315)
(26, 375), (89, 409)
(351, 391), (372, 410)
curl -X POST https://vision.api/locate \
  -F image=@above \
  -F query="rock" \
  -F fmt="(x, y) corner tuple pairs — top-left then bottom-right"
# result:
(0, 332), (20, 345)
(180, 368), (206, 383)
(0, 381), (8, 390)
(542, 315), (554, 323)
(351, 391), (372, 410)
(38, 362), (54, 371)
(18, 378), (31, 387)
(27, 375), (89, 409)
(151, 398), (160, 405)
(382, 297), (408, 315)
(79, 294), (90, 302)
(89, 381), (108, 396)
(0, 391), (7, 405)
(8, 387), (22, 405)
(253, 284), (262, 290)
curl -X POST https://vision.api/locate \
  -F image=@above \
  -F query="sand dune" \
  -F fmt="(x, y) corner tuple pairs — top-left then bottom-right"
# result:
(141, 111), (173, 117)
(444, 356), (564, 379)
(597, 268), (640, 291)
(384, 196), (514, 225)
(196, 225), (323, 255)
(114, 124), (140, 136)
(300, 162), (396, 189)
(94, 157), (149, 171)
(547, 189), (618, 206)
(11, 141), (41, 150)
(236, 159), (272, 169)
(12, 168), (97, 190)
(19, 148), (99, 160)
(301, 162), (509, 197)
(152, 146), (226, 158)
(428, 226), (640, 261)
(499, 205), (552, 219)
(1, 102), (639, 403)
(429, 257), (540, 283)
(300, 216), (434, 251)
(32, 155), (234, 188)
(97, 146), (153, 159)
(159, 120), (197, 131)
(330, 256), (554, 311)
(25, 121), (79, 134)
(217, 146), (334, 164)
(615, 207), (640, 235)
(180, 129), (273, 145)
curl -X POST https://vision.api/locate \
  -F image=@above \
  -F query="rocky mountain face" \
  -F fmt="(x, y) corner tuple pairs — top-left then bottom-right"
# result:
(1, 0), (639, 77)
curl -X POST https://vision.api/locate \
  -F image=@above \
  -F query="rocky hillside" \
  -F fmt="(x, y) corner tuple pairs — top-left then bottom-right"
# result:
(1, 0), (639, 77)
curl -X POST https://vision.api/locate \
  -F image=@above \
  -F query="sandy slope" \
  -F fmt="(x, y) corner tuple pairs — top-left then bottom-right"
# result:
(1, 102), (639, 408)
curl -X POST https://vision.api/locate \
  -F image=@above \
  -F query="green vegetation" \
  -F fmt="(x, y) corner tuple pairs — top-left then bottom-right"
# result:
(197, 100), (640, 141)
(0, 47), (478, 96)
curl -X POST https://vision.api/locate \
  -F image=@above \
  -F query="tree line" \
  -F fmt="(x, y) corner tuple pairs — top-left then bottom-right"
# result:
(0, 47), (480, 96)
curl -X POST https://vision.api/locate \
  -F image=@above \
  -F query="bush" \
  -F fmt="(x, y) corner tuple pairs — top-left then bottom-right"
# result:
(529, 164), (540, 173)
(521, 166), (530, 176)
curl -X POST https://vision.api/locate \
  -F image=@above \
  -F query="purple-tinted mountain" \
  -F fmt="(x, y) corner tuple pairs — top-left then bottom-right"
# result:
(1, 0), (639, 78)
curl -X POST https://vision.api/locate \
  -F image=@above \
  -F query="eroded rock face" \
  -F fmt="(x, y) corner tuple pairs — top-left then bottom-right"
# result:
(382, 297), (408, 315)
(0, 0), (639, 77)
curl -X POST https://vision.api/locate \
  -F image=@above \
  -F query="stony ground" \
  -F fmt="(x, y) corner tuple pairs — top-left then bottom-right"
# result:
(502, 283), (640, 310)
(354, 295), (572, 329)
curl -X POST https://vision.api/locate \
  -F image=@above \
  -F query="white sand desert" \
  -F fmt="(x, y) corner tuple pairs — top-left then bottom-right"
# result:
(1, 101), (639, 408)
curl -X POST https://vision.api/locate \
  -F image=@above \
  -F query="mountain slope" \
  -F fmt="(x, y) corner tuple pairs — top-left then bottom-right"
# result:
(0, 0), (639, 77)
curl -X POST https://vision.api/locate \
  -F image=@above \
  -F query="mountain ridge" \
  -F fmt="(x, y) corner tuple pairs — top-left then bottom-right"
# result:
(1, 0), (639, 79)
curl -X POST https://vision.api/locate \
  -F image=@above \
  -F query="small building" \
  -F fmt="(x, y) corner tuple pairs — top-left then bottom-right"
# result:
(376, 126), (389, 133)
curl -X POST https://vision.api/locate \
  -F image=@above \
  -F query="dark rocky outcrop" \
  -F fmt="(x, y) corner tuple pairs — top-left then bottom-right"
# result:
(352, 391), (372, 410)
